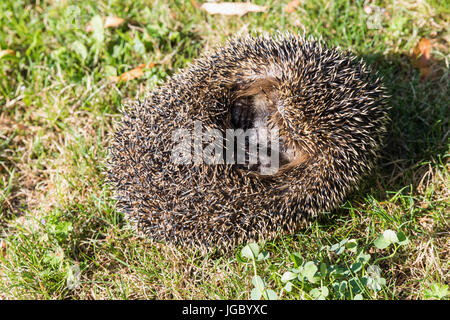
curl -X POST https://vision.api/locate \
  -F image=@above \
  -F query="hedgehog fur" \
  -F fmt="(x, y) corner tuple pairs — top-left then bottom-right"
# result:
(108, 33), (389, 251)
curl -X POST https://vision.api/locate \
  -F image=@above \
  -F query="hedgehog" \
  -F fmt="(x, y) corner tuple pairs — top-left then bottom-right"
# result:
(108, 33), (389, 251)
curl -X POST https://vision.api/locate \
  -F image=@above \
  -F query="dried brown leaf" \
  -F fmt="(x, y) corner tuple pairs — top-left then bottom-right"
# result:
(104, 16), (125, 29)
(86, 16), (125, 32)
(0, 49), (14, 59)
(413, 38), (431, 67)
(285, 0), (302, 13)
(110, 62), (155, 83)
(200, 2), (267, 16)
(190, 0), (200, 9)
(412, 38), (432, 80)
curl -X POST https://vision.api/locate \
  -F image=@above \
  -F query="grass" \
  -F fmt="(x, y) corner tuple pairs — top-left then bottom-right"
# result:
(0, 0), (448, 299)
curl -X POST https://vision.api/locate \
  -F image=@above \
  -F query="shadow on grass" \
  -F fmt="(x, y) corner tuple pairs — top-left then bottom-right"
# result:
(317, 51), (448, 226)
(368, 52), (448, 196)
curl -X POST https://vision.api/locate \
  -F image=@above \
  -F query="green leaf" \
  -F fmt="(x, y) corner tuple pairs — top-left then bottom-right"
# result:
(302, 261), (318, 282)
(281, 271), (298, 282)
(366, 265), (385, 292)
(356, 252), (371, 264)
(333, 280), (348, 298)
(329, 265), (347, 277)
(349, 278), (363, 295)
(424, 283), (449, 300)
(47, 219), (73, 242)
(264, 289), (278, 300)
(350, 262), (362, 273)
(383, 229), (399, 243)
(345, 239), (358, 253)
(360, 276), (369, 287)
(90, 15), (104, 46)
(310, 286), (329, 300)
(354, 293), (363, 300)
(241, 243), (260, 260)
(133, 37), (145, 55)
(71, 41), (88, 60)
(310, 288), (322, 300)
(252, 275), (265, 291)
(284, 282), (293, 292)
(235, 251), (246, 263)
(251, 288), (262, 300)
(290, 252), (303, 267)
(396, 231), (410, 246)
(330, 240), (346, 255)
(257, 251), (270, 261)
(290, 267), (300, 274)
(367, 276), (382, 291)
(374, 234), (390, 249)
(330, 243), (340, 252)
(104, 65), (117, 78)
(335, 246), (345, 255)
(310, 276), (321, 284)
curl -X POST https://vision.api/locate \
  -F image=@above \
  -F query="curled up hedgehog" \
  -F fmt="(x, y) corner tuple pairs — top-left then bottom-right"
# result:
(108, 33), (389, 251)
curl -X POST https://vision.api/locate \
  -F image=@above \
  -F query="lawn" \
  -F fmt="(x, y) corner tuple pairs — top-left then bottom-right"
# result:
(0, 0), (448, 299)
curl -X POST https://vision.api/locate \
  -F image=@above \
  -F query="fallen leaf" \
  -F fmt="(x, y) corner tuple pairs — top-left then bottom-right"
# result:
(200, 2), (267, 16)
(420, 202), (429, 209)
(71, 41), (88, 60)
(412, 38), (431, 67)
(285, 0), (302, 13)
(104, 16), (125, 29)
(86, 16), (125, 32)
(0, 49), (14, 59)
(412, 38), (432, 80)
(110, 62), (155, 83)
(190, 0), (200, 9)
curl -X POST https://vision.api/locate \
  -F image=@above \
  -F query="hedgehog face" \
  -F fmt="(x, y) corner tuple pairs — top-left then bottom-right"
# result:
(230, 78), (299, 173)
